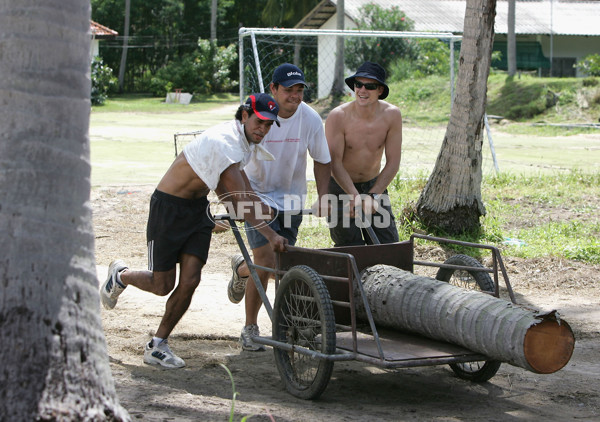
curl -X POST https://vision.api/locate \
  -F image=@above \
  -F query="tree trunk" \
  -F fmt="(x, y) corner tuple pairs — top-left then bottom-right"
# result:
(415, 0), (496, 234)
(357, 266), (575, 374)
(211, 0), (217, 41)
(330, 0), (345, 98)
(0, 1), (129, 420)
(118, 0), (131, 92)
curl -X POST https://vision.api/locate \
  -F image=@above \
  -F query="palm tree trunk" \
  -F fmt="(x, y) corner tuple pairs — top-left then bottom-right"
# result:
(357, 266), (574, 374)
(0, 1), (129, 419)
(415, 0), (496, 234)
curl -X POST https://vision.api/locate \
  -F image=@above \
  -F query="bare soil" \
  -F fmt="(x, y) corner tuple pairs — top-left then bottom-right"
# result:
(94, 185), (600, 421)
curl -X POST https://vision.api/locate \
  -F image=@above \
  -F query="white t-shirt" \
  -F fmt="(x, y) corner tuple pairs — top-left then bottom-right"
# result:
(245, 102), (331, 211)
(183, 120), (273, 191)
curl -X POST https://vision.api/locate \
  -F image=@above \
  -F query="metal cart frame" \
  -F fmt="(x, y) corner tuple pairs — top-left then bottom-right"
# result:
(219, 214), (516, 399)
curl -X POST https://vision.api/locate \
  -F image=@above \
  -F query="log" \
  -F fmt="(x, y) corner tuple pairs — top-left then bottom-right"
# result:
(357, 265), (575, 374)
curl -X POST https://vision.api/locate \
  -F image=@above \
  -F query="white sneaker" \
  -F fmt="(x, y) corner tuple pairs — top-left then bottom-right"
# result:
(240, 324), (266, 352)
(228, 254), (248, 304)
(100, 260), (128, 309)
(143, 339), (185, 369)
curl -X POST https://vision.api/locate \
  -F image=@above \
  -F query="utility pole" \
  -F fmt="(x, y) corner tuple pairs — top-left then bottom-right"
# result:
(507, 0), (516, 77)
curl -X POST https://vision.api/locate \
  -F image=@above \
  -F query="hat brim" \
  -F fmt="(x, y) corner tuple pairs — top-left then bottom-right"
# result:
(277, 79), (309, 88)
(345, 74), (389, 100)
(255, 111), (280, 126)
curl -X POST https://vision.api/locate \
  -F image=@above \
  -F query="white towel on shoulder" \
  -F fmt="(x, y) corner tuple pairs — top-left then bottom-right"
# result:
(183, 120), (274, 191)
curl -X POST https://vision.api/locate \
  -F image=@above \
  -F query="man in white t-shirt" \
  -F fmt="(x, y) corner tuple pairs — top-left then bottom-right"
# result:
(228, 64), (332, 351)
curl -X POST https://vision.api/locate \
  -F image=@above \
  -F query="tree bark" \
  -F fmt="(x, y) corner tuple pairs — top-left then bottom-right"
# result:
(0, 0), (129, 420)
(330, 0), (345, 98)
(211, 0), (217, 41)
(118, 0), (130, 92)
(357, 265), (574, 374)
(415, 0), (496, 234)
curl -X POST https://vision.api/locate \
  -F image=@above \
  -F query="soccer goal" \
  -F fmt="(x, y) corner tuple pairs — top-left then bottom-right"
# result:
(238, 27), (501, 176)
(173, 130), (204, 158)
(238, 27), (460, 101)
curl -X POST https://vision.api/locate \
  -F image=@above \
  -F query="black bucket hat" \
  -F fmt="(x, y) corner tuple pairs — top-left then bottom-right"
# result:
(345, 61), (389, 100)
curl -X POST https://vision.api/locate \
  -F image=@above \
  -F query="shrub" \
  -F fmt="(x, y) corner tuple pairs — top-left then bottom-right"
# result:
(576, 54), (600, 77)
(150, 39), (238, 97)
(91, 57), (117, 105)
(344, 4), (417, 76)
(389, 39), (452, 81)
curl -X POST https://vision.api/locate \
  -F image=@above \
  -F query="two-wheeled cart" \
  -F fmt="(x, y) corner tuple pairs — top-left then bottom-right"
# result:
(218, 213), (517, 400)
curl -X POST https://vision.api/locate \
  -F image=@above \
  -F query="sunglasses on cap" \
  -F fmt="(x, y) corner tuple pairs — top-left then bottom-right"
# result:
(354, 81), (381, 90)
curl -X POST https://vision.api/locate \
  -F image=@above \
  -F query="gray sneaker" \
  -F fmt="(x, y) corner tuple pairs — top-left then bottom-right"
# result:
(240, 324), (266, 352)
(100, 259), (128, 310)
(143, 339), (185, 369)
(228, 254), (248, 304)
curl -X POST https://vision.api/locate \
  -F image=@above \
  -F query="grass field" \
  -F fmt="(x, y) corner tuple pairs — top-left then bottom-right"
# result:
(89, 95), (600, 264)
(90, 95), (600, 186)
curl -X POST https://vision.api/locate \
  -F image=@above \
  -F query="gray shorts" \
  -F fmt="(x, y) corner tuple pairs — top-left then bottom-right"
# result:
(244, 209), (303, 249)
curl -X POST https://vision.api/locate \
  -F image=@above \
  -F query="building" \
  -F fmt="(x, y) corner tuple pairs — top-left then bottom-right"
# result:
(296, 0), (600, 97)
(90, 20), (118, 58)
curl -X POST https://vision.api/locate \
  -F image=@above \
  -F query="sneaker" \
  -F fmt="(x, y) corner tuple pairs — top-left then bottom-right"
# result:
(228, 254), (248, 304)
(240, 324), (266, 352)
(100, 259), (128, 310)
(143, 339), (185, 369)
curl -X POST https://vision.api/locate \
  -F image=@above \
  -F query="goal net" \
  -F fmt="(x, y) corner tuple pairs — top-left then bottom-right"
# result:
(237, 28), (508, 178)
(173, 130), (204, 158)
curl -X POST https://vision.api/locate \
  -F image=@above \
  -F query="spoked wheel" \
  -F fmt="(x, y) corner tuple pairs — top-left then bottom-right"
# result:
(436, 254), (501, 382)
(272, 265), (336, 399)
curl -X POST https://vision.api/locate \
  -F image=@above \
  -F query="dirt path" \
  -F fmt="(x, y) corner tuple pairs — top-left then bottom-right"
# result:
(94, 186), (600, 421)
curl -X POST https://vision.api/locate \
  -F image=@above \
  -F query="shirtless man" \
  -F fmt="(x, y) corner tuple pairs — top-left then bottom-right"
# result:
(100, 93), (288, 368)
(325, 61), (402, 246)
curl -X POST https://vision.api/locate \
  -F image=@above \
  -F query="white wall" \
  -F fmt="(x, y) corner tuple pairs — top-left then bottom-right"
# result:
(317, 14), (357, 99)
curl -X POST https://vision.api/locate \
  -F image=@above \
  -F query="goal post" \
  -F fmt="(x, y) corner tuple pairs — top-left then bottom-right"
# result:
(237, 27), (499, 176)
(238, 27), (461, 102)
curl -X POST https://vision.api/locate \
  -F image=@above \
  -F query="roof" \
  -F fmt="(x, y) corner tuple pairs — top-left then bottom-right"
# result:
(297, 0), (600, 36)
(90, 20), (118, 39)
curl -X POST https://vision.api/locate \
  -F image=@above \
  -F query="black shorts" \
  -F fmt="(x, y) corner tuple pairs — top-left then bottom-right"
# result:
(328, 177), (399, 247)
(146, 190), (215, 272)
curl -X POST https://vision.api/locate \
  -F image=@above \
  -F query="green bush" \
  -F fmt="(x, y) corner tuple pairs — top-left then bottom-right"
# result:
(389, 39), (452, 81)
(576, 54), (600, 77)
(91, 57), (117, 105)
(149, 39), (238, 97)
(344, 4), (417, 76)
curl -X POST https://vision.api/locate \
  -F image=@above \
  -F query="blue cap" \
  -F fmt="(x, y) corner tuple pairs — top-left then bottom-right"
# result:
(245, 93), (280, 126)
(272, 63), (308, 88)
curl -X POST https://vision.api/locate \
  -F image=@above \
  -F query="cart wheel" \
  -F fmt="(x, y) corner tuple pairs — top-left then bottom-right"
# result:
(436, 254), (501, 382)
(272, 265), (336, 399)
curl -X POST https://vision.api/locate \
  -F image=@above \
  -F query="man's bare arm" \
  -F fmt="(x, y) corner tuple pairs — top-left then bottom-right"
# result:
(368, 107), (403, 195)
(216, 164), (287, 252)
(312, 160), (332, 216)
